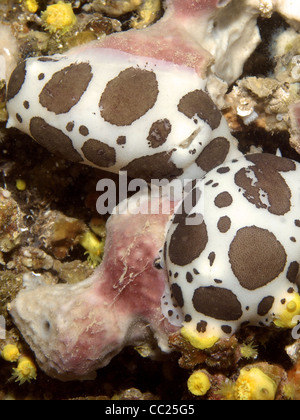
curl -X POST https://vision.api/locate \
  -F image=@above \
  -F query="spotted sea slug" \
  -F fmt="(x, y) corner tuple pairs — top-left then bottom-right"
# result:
(163, 153), (300, 350)
(6, 0), (244, 183)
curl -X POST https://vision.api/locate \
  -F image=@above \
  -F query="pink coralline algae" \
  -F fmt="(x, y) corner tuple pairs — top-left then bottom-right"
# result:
(93, 0), (222, 77)
(10, 193), (178, 381)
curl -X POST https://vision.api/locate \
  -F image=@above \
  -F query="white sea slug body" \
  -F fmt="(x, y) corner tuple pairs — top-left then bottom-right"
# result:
(5, 47), (241, 182)
(163, 153), (300, 349)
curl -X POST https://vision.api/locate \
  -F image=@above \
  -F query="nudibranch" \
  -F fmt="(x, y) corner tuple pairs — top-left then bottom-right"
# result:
(163, 153), (300, 350)
(5, 0), (243, 182)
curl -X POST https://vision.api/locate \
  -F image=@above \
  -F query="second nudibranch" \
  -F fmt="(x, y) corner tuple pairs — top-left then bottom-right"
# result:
(163, 153), (300, 350)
